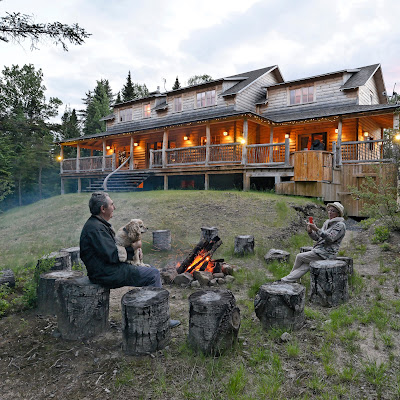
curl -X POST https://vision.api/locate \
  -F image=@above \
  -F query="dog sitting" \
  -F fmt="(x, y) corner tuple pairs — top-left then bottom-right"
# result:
(115, 219), (148, 266)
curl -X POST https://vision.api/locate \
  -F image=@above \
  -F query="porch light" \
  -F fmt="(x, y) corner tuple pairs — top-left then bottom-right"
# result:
(57, 155), (62, 161)
(240, 138), (246, 144)
(335, 129), (338, 133)
(395, 133), (400, 141)
(285, 133), (290, 139)
(106, 145), (111, 150)
(364, 132), (369, 137)
(223, 131), (229, 136)
(184, 135), (189, 141)
(134, 142), (139, 147)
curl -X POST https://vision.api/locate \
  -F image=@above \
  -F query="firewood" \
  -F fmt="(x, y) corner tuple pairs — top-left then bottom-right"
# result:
(188, 289), (240, 355)
(310, 259), (349, 307)
(121, 287), (171, 355)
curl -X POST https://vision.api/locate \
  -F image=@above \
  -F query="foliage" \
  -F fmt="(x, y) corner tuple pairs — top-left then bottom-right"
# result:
(349, 166), (400, 230)
(115, 91), (122, 105)
(0, 134), (14, 204)
(121, 71), (149, 102)
(0, 11), (90, 50)
(172, 76), (181, 90)
(372, 226), (390, 243)
(187, 74), (213, 86)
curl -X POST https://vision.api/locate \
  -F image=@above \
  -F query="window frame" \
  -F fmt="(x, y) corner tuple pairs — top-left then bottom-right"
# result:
(174, 96), (182, 112)
(119, 107), (132, 122)
(143, 103), (151, 118)
(196, 88), (216, 108)
(288, 84), (315, 106)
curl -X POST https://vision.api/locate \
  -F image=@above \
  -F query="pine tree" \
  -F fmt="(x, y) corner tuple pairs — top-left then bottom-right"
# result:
(115, 91), (122, 104)
(122, 71), (135, 102)
(172, 76), (181, 90)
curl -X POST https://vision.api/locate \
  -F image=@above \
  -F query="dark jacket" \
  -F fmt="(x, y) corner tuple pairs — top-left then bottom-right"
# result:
(80, 215), (134, 288)
(310, 139), (325, 150)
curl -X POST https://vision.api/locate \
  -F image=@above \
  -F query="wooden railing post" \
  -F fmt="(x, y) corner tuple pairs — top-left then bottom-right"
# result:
(112, 153), (116, 170)
(205, 124), (210, 166)
(129, 136), (134, 170)
(241, 118), (248, 165)
(76, 144), (80, 172)
(332, 141), (337, 168)
(284, 138), (290, 166)
(162, 130), (168, 168)
(149, 149), (154, 169)
(102, 140), (106, 172)
(336, 118), (343, 166)
(60, 145), (64, 174)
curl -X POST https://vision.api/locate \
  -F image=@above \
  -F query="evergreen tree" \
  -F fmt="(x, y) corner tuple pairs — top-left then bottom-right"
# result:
(172, 76), (181, 90)
(115, 91), (122, 105)
(187, 74), (213, 86)
(122, 71), (135, 102)
(60, 107), (80, 140)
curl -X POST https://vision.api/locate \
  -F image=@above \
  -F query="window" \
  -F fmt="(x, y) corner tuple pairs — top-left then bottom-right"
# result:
(143, 103), (151, 118)
(174, 96), (182, 112)
(196, 89), (216, 108)
(119, 108), (132, 122)
(289, 85), (314, 105)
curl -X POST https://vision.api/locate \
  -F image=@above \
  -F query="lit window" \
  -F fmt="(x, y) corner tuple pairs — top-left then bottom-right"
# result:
(196, 89), (216, 108)
(174, 96), (182, 112)
(143, 103), (151, 118)
(289, 85), (314, 105)
(119, 108), (132, 122)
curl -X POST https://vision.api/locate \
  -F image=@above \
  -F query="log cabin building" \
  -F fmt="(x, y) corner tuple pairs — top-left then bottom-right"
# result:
(57, 63), (399, 216)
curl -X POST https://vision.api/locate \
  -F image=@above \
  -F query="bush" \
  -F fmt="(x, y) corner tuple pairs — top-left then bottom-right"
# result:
(372, 226), (390, 244)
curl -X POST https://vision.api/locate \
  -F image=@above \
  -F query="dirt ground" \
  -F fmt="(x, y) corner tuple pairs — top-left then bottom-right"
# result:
(1, 219), (400, 400)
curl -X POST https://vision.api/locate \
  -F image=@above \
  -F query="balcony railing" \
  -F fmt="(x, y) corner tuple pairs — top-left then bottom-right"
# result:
(340, 139), (392, 163)
(247, 143), (286, 164)
(61, 155), (114, 172)
(209, 143), (242, 163)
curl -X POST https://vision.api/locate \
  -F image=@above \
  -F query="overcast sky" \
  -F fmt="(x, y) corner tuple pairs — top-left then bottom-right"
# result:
(1, 0), (399, 122)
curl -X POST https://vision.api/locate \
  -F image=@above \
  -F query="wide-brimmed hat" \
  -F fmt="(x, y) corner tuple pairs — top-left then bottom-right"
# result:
(326, 202), (344, 217)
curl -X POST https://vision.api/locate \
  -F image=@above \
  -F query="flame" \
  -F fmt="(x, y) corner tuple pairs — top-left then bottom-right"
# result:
(179, 250), (215, 274)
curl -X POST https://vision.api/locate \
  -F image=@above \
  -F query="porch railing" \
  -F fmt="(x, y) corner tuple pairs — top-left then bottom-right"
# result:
(209, 143), (242, 163)
(246, 143), (286, 164)
(61, 155), (114, 172)
(167, 145), (206, 165)
(340, 139), (392, 164)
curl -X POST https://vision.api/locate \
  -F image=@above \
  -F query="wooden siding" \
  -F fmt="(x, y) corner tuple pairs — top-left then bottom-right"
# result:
(265, 75), (358, 112)
(235, 71), (281, 112)
(292, 151), (333, 182)
(359, 74), (380, 105)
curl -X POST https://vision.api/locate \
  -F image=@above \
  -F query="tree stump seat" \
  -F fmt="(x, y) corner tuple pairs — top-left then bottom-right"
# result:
(0, 269), (15, 288)
(336, 256), (354, 276)
(60, 247), (82, 268)
(234, 235), (254, 255)
(201, 227), (219, 241)
(56, 276), (110, 340)
(310, 259), (349, 307)
(264, 248), (290, 263)
(121, 287), (171, 355)
(152, 230), (171, 251)
(37, 251), (72, 272)
(254, 282), (305, 330)
(188, 289), (240, 355)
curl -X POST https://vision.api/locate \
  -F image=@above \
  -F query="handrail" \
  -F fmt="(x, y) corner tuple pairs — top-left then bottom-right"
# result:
(103, 154), (132, 191)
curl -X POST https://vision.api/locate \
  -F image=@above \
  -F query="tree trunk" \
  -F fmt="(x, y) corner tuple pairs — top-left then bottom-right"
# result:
(36, 251), (72, 273)
(60, 247), (82, 268)
(188, 289), (240, 355)
(38, 166), (42, 200)
(234, 235), (254, 255)
(336, 256), (354, 275)
(121, 287), (171, 355)
(37, 270), (83, 315)
(0, 269), (15, 288)
(254, 282), (305, 330)
(310, 259), (349, 307)
(56, 276), (110, 340)
(201, 227), (219, 241)
(152, 230), (171, 251)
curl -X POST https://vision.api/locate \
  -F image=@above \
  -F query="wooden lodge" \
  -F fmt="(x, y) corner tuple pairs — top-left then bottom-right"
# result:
(57, 63), (399, 217)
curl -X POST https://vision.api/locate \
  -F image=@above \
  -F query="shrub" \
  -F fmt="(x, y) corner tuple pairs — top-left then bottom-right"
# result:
(372, 226), (390, 243)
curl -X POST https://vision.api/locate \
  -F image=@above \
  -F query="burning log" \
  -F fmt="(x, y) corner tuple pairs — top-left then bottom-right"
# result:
(177, 236), (222, 274)
(188, 289), (240, 355)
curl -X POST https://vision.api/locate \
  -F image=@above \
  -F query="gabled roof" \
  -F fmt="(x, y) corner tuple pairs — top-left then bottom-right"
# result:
(340, 64), (380, 90)
(100, 113), (115, 121)
(263, 103), (398, 123)
(221, 65), (282, 96)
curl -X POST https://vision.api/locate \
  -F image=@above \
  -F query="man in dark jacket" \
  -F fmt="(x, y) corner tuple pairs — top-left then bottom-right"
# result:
(80, 192), (162, 288)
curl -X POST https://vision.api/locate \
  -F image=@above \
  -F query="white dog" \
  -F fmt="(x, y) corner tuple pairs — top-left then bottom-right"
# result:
(115, 219), (147, 266)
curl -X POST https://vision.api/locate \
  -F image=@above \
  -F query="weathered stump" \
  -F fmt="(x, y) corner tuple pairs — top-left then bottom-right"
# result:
(60, 247), (82, 268)
(188, 289), (240, 355)
(37, 251), (71, 272)
(336, 256), (354, 276)
(37, 270), (84, 315)
(201, 227), (219, 241)
(310, 259), (349, 307)
(254, 282), (305, 330)
(264, 249), (290, 263)
(0, 269), (15, 288)
(56, 276), (110, 340)
(152, 230), (171, 251)
(234, 235), (254, 255)
(300, 246), (313, 253)
(121, 287), (171, 355)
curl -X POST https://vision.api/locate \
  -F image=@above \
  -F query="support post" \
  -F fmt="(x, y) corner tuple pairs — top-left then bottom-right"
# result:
(60, 145), (64, 174)
(204, 173), (209, 190)
(241, 118), (248, 165)
(129, 136), (134, 170)
(332, 141), (337, 168)
(149, 149), (154, 168)
(284, 138), (290, 166)
(205, 124), (211, 166)
(61, 178), (65, 195)
(243, 173), (250, 191)
(162, 130), (168, 168)
(76, 144), (80, 172)
(102, 140), (106, 171)
(269, 126), (274, 162)
(112, 153), (116, 170)
(337, 118), (343, 166)
(164, 175), (168, 190)
(77, 178), (81, 193)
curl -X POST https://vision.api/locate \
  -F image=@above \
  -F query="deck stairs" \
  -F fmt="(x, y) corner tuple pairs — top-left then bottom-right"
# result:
(85, 171), (153, 192)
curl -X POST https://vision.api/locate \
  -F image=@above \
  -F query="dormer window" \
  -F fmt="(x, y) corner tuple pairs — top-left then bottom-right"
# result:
(143, 103), (151, 118)
(119, 108), (132, 122)
(289, 85), (314, 105)
(196, 89), (216, 108)
(174, 96), (182, 112)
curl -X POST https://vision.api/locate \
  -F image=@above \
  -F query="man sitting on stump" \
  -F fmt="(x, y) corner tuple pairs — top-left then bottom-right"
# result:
(281, 202), (346, 283)
(80, 191), (180, 328)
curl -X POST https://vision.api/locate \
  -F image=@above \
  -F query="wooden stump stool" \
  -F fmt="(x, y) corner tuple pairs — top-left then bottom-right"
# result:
(300, 246), (313, 253)
(310, 259), (349, 307)
(336, 256), (354, 276)
(201, 227), (219, 241)
(234, 235), (254, 255)
(152, 230), (171, 251)
(264, 249), (290, 264)
(37, 270), (84, 315)
(188, 289), (240, 355)
(254, 282), (305, 330)
(60, 247), (82, 268)
(56, 276), (110, 340)
(0, 269), (15, 288)
(121, 287), (171, 355)
(37, 251), (72, 272)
